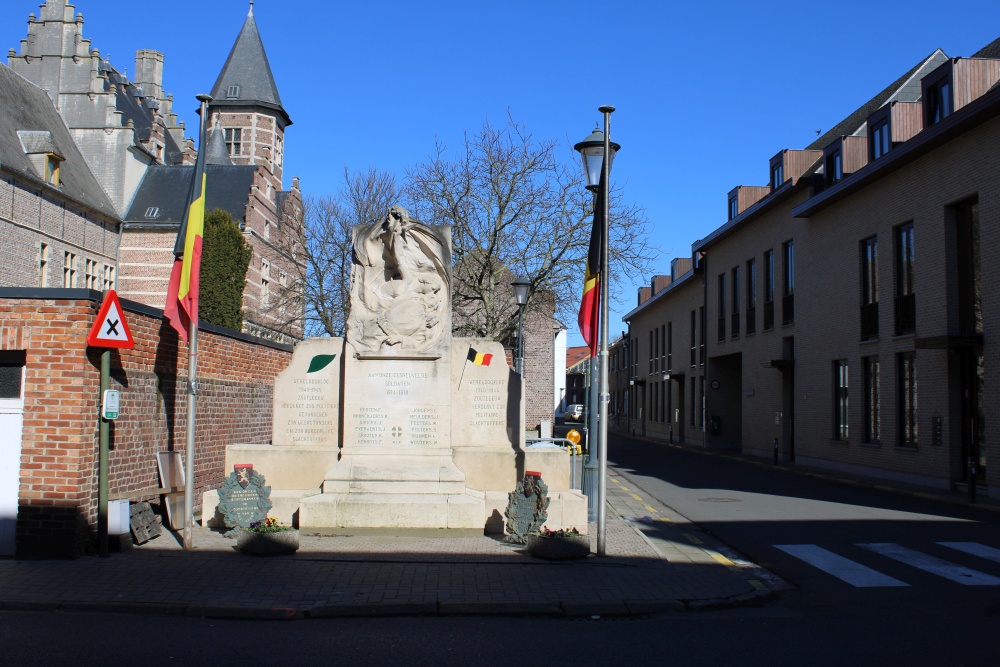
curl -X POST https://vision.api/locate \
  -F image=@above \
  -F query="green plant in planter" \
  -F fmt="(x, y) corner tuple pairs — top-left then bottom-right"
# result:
(248, 516), (289, 533)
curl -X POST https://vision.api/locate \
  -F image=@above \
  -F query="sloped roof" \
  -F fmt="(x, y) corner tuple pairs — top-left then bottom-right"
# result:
(124, 164), (257, 224)
(99, 60), (183, 164)
(973, 35), (1000, 59)
(0, 64), (118, 218)
(208, 7), (290, 126)
(806, 50), (948, 151)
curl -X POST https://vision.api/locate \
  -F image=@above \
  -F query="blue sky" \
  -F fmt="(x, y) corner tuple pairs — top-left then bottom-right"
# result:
(4, 0), (999, 346)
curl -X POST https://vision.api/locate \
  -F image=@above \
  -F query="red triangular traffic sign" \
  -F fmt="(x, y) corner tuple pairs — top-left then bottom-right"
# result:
(87, 290), (135, 349)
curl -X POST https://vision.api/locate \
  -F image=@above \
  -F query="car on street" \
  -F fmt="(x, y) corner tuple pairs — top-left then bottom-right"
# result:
(565, 404), (585, 422)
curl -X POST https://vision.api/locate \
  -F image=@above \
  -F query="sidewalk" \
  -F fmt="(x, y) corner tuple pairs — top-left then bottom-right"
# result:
(0, 466), (775, 619)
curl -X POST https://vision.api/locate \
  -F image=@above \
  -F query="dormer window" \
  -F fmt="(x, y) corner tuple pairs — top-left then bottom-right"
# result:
(922, 65), (954, 128)
(227, 85), (241, 99)
(45, 154), (61, 186)
(870, 118), (891, 160)
(825, 150), (843, 185)
(771, 163), (784, 190)
(145, 207), (160, 219)
(728, 196), (738, 221)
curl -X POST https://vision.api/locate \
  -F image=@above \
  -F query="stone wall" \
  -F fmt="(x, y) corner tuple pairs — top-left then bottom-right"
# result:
(0, 289), (291, 558)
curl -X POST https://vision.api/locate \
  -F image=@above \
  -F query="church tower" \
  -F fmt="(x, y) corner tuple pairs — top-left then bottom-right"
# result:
(206, 2), (291, 190)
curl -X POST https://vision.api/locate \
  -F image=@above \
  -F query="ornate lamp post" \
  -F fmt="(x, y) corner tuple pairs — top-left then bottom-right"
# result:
(512, 276), (531, 375)
(574, 106), (618, 555)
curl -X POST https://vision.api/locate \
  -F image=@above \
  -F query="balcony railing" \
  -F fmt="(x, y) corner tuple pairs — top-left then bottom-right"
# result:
(782, 293), (795, 325)
(731, 312), (740, 338)
(860, 302), (879, 340)
(717, 317), (725, 342)
(764, 300), (774, 330)
(895, 293), (916, 334)
(746, 307), (756, 334)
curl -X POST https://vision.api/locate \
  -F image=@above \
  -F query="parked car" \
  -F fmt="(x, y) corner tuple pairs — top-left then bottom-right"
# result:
(565, 404), (585, 422)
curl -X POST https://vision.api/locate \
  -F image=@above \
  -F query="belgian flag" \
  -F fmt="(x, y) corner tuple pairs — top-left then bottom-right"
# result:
(164, 113), (209, 343)
(468, 348), (493, 366)
(578, 161), (605, 357)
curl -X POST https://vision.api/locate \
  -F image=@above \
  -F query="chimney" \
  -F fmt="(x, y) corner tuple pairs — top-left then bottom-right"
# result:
(134, 49), (164, 101)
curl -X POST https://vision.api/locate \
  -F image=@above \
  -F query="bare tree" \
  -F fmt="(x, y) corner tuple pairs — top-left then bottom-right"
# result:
(405, 113), (652, 343)
(271, 167), (398, 337)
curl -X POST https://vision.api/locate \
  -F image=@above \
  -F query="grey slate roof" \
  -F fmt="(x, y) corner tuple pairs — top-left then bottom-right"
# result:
(205, 124), (233, 166)
(806, 50), (948, 151)
(124, 164), (257, 224)
(208, 8), (291, 126)
(973, 35), (1000, 59)
(0, 64), (118, 219)
(99, 60), (184, 165)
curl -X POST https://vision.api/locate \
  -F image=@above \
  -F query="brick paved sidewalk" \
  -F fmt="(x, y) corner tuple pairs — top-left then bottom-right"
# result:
(0, 466), (775, 619)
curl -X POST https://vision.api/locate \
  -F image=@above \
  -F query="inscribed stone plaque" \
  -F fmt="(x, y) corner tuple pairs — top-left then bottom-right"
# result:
(503, 472), (549, 544)
(272, 337), (343, 446)
(341, 341), (452, 449)
(216, 464), (273, 530)
(451, 338), (518, 448)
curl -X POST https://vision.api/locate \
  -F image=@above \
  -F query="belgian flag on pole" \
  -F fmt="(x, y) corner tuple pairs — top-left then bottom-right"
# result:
(577, 161), (605, 358)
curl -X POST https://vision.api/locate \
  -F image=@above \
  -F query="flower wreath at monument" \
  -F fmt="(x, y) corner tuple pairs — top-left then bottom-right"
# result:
(217, 466), (273, 537)
(503, 472), (550, 544)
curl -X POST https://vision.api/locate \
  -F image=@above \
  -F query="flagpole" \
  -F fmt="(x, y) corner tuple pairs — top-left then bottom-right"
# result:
(596, 105), (614, 557)
(182, 94), (212, 551)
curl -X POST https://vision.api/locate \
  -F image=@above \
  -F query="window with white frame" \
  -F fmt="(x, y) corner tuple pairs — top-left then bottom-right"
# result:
(63, 251), (76, 288)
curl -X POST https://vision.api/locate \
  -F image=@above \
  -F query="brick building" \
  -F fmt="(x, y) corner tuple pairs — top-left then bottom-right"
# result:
(623, 37), (1000, 499)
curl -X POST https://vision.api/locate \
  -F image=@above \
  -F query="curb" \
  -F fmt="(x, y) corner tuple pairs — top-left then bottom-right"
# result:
(0, 594), (765, 619)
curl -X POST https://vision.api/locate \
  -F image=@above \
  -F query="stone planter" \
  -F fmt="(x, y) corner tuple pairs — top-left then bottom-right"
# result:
(236, 529), (299, 555)
(526, 534), (590, 560)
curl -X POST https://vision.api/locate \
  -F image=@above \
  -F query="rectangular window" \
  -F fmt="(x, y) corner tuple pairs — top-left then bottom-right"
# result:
(746, 258), (756, 335)
(731, 266), (740, 338)
(261, 258), (271, 307)
(826, 150), (843, 185)
(861, 236), (878, 340)
(275, 135), (284, 167)
(782, 241), (794, 325)
(764, 249), (775, 329)
(45, 154), (61, 186)
(103, 265), (116, 292)
(666, 322), (673, 372)
(690, 377), (697, 427)
(897, 352), (918, 447)
(224, 128), (243, 156)
(895, 223), (915, 334)
(85, 259), (99, 289)
(864, 356), (880, 444)
(699, 377), (706, 431)
(690, 310), (697, 367)
(717, 273), (726, 341)
(39, 243), (48, 287)
(771, 163), (784, 190)
(870, 119), (891, 160)
(728, 196), (738, 220)
(63, 251), (76, 288)
(926, 79), (952, 126)
(649, 330), (655, 375)
(834, 360), (849, 440)
(699, 306), (706, 365)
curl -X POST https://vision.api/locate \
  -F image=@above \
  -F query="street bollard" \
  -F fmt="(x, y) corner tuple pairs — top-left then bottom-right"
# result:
(773, 437), (779, 466)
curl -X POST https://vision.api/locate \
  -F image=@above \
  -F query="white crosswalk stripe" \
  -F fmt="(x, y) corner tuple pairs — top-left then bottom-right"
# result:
(938, 542), (1000, 564)
(858, 543), (1000, 586)
(774, 542), (1000, 588)
(774, 544), (908, 587)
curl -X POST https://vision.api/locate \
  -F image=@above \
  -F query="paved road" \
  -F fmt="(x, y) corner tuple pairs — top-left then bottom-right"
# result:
(606, 430), (1000, 618)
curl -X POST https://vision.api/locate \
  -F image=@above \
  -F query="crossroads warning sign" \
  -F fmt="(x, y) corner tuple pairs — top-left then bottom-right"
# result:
(86, 290), (135, 349)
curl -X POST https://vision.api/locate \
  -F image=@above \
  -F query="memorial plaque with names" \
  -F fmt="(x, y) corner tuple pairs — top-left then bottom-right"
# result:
(216, 464), (273, 531)
(451, 339), (517, 448)
(272, 338), (343, 447)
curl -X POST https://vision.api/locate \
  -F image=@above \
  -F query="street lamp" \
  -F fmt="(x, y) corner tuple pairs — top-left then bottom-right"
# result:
(512, 275), (531, 375)
(574, 106), (618, 556)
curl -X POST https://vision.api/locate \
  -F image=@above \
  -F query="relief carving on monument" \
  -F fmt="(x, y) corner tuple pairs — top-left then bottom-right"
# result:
(346, 206), (452, 356)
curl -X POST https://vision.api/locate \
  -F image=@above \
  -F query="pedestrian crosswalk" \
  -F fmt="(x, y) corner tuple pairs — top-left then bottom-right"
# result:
(774, 542), (1000, 588)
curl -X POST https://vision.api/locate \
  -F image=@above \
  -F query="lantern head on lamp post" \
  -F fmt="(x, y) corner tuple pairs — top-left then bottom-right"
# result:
(512, 275), (531, 375)
(573, 122), (620, 192)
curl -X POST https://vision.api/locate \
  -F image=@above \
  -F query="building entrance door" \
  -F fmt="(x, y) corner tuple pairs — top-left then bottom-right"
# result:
(959, 347), (986, 484)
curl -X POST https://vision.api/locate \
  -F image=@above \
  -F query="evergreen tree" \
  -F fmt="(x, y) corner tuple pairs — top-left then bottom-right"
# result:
(199, 208), (252, 330)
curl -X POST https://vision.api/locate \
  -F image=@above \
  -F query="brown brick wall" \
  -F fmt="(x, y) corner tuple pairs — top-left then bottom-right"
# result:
(0, 293), (291, 558)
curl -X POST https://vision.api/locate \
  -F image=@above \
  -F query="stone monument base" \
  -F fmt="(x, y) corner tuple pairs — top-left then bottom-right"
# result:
(299, 491), (485, 529)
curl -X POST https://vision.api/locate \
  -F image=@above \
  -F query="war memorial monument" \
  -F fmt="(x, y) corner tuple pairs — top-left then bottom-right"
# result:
(204, 207), (586, 534)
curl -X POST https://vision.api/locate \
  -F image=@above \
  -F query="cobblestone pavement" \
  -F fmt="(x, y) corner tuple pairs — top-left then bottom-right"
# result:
(0, 466), (775, 619)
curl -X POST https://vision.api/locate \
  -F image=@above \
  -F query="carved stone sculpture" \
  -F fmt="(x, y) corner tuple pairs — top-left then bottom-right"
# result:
(346, 206), (451, 355)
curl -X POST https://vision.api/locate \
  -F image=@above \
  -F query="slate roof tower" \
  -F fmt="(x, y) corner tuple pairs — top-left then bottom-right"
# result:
(206, 2), (291, 189)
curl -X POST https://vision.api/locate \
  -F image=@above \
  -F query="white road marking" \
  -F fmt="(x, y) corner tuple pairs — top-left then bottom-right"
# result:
(937, 542), (1000, 564)
(774, 544), (908, 587)
(859, 543), (1000, 586)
